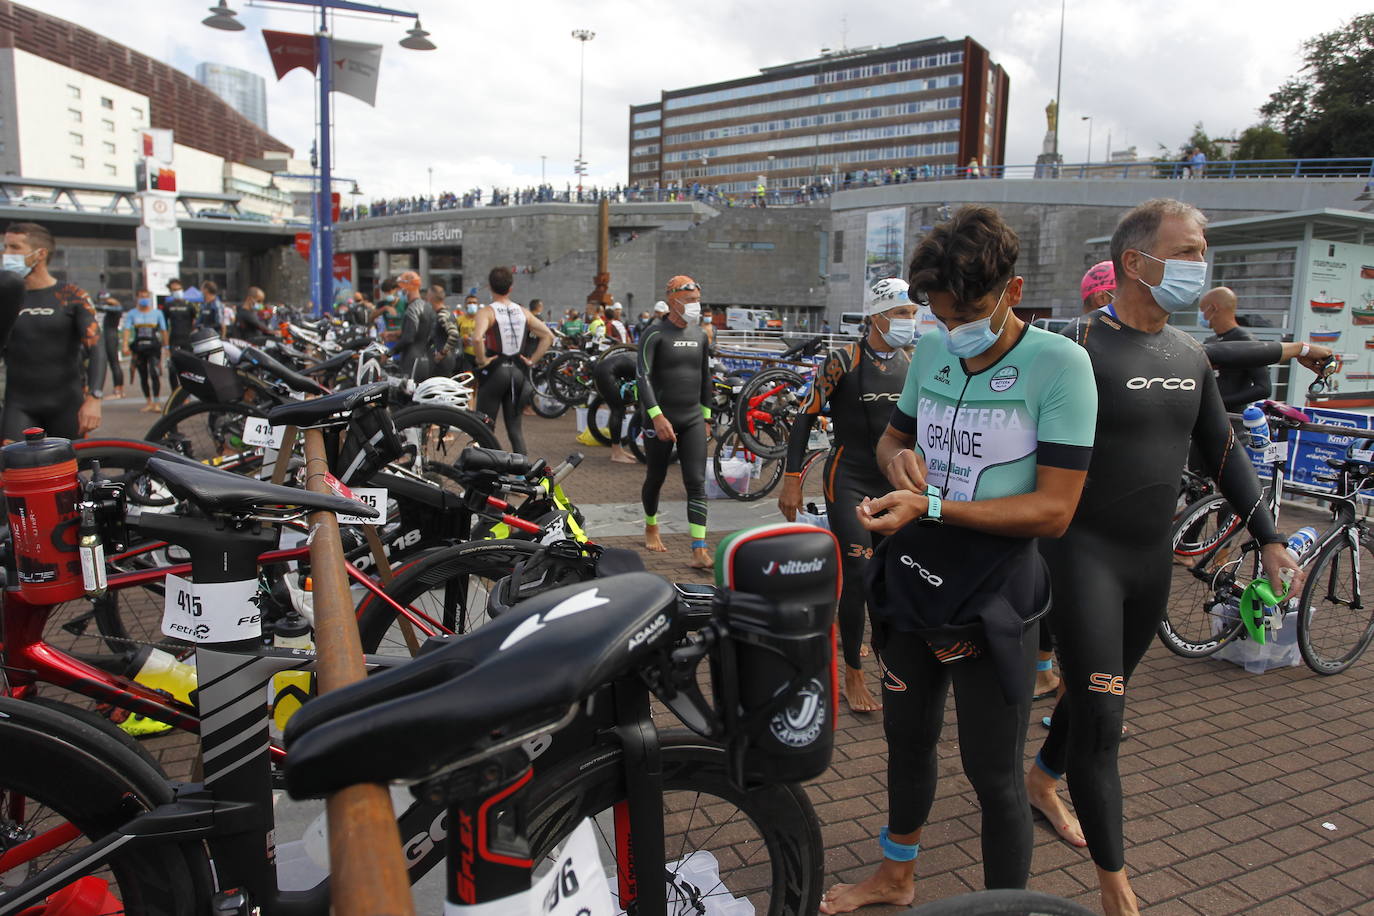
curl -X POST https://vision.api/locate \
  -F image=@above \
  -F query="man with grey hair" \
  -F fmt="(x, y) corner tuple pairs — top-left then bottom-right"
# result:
(1025, 199), (1303, 916)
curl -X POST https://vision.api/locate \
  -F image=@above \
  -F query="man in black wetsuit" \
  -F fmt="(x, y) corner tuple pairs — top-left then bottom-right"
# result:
(394, 271), (433, 379)
(1198, 286), (1332, 411)
(233, 287), (273, 345)
(637, 274), (713, 568)
(590, 343), (639, 464)
(1, 222), (105, 442)
(95, 293), (126, 398)
(162, 278), (199, 351)
(1026, 199), (1304, 916)
(472, 266), (553, 455)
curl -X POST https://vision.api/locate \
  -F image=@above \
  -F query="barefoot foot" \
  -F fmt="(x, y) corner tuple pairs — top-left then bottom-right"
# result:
(689, 545), (714, 569)
(1027, 769), (1087, 847)
(610, 447), (637, 464)
(844, 667), (881, 713)
(819, 872), (915, 915)
(645, 525), (668, 552)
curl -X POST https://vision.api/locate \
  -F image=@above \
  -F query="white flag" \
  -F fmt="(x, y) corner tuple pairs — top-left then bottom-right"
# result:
(330, 39), (383, 106)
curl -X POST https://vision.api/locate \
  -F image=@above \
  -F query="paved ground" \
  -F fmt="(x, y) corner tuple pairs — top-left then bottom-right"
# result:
(72, 397), (1374, 913)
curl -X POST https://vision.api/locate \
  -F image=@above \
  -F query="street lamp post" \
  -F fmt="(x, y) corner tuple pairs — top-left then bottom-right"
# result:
(1082, 115), (1093, 164)
(571, 29), (595, 197)
(205, 0), (433, 314)
(1052, 0), (1065, 161)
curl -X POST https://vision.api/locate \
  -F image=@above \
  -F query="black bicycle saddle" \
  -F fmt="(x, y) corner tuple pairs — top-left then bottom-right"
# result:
(146, 454), (377, 518)
(265, 382), (390, 428)
(283, 572), (677, 798)
(455, 446), (540, 478)
(239, 346), (331, 396)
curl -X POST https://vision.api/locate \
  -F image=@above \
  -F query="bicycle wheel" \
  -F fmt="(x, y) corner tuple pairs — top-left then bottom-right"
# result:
(354, 539), (542, 656)
(734, 368), (804, 459)
(1159, 495), (1248, 658)
(0, 697), (209, 914)
(584, 396), (615, 446)
(712, 428), (784, 501)
(525, 734), (823, 916)
(531, 362), (570, 418)
(1297, 532), (1374, 674)
(144, 400), (268, 468)
(548, 352), (596, 406)
(391, 403), (499, 490)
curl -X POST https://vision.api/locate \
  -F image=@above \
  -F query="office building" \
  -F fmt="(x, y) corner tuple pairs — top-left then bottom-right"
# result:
(628, 36), (1008, 194)
(197, 62), (270, 132)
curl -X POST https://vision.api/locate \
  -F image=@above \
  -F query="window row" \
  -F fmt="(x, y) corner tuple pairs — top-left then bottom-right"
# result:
(662, 73), (964, 128)
(632, 125), (661, 140)
(666, 140), (960, 179)
(819, 50), (963, 85)
(665, 96), (961, 145)
(631, 109), (661, 124)
(663, 118), (960, 163)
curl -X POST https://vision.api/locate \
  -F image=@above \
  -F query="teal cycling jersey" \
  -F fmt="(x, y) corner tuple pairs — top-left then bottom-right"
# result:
(890, 323), (1096, 501)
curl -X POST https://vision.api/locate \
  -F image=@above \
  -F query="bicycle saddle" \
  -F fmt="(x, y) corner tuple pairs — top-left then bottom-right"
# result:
(304, 349), (358, 376)
(146, 454), (377, 519)
(456, 446), (540, 478)
(265, 382), (390, 428)
(240, 346), (330, 396)
(283, 572), (677, 798)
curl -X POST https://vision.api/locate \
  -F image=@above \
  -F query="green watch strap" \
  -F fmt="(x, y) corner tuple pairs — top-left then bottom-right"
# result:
(646, 406), (663, 419)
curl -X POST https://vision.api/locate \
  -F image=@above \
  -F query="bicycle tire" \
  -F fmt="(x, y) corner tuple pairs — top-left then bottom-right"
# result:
(353, 539), (542, 656)
(524, 734), (823, 916)
(531, 363), (571, 418)
(734, 368), (805, 459)
(144, 400), (269, 467)
(0, 696), (210, 915)
(584, 396), (614, 446)
(627, 411), (673, 464)
(1158, 495), (1247, 658)
(901, 888), (1097, 915)
(1297, 532), (1374, 675)
(159, 386), (192, 414)
(391, 403), (500, 487)
(712, 428), (784, 501)
(548, 352), (596, 406)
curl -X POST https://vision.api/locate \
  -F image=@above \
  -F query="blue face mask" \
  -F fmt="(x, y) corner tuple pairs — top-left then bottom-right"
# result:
(879, 316), (918, 348)
(936, 285), (1010, 359)
(1136, 251), (1207, 312)
(2, 252), (32, 278)
(137, 298), (153, 309)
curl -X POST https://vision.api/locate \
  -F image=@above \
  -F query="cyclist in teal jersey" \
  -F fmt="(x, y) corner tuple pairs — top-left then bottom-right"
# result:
(820, 207), (1097, 913)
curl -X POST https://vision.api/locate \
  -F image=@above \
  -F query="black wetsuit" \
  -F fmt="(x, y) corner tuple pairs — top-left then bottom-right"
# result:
(636, 317), (712, 540)
(784, 339), (910, 669)
(1206, 326), (1270, 410)
(234, 304), (273, 345)
(96, 300), (126, 390)
(0, 271), (24, 404)
(591, 346), (638, 445)
(1038, 311), (1283, 872)
(475, 301), (532, 455)
(397, 296), (434, 380)
(1, 284), (104, 441)
(162, 299), (199, 351)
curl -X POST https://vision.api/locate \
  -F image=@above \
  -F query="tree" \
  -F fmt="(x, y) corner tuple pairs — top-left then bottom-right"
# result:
(1260, 13), (1374, 158)
(1177, 123), (1224, 162)
(1234, 124), (1290, 161)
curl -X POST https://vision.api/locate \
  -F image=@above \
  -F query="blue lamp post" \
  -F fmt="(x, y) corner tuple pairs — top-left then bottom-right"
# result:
(205, 0), (434, 313)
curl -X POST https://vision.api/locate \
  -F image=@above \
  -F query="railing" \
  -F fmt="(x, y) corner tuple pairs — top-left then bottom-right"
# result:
(976, 157), (1374, 181)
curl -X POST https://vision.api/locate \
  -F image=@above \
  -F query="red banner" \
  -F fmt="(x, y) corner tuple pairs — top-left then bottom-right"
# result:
(263, 30), (318, 80)
(333, 253), (352, 283)
(295, 232), (311, 260)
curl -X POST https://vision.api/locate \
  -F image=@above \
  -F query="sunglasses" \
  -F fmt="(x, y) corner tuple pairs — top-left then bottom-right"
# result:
(668, 282), (703, 294)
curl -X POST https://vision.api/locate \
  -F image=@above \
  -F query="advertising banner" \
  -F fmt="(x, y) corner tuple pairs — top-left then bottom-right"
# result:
(864, 208), (906, 285)
(1296, 239), (1374, 386)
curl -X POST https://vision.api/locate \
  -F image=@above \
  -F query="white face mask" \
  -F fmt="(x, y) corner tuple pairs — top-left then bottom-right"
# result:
(679, 300), (701, 323)
(879, 316), (918, 348)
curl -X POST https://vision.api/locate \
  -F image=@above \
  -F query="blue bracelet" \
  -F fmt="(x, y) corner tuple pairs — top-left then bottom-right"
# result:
(879, 826), (920, 862)
(1036, 659), (1054, 672)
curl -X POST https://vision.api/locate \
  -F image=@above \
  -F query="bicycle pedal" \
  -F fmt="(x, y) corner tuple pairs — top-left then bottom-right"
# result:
(210, 888), (256, 915)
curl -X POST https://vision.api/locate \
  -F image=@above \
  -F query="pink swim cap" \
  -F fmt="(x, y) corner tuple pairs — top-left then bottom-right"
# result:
(1080, 261), (1116, 300)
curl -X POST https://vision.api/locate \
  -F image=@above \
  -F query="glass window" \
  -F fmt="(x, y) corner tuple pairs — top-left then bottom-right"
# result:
(664, 73), (817, 111)
(68, 109), (82, 123)
(106, 248), (132, 268)
(70, 155), (85, 169)
(632, 126), (660, 140)
(101, 97), (114, 109)
(663, 79), (962, 129)
(102, 119), (115, 133)
(67, 85), (80, 99)
(103, 141), (117, 154)
(131, 107), (144, 121)
(69, 132), (83, 146)
(833, 231), (844, 264)
(104, 164), (117, 177)
(632, 109), (661, 124)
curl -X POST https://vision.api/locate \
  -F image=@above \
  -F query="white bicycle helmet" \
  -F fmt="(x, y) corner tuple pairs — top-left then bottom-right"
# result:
(864, 277), (913, 316)
(413, 376), (473, 408)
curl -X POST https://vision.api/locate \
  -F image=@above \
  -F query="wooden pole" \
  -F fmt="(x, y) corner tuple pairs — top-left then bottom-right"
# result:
(303, 427), (415, 916)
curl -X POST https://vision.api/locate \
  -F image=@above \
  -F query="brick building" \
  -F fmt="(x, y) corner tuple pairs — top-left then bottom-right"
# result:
(628, 36), (1008, 196)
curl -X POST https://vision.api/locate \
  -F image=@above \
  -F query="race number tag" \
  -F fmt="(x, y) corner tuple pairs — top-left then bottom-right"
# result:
(242, 417), (286, 449)
(1353, 448), (1374, 463)
(161, 574), (262, 643)
(443, 818), (613, 916)
(335, 488), (387, 526)
(1263, 441), (1288, 465)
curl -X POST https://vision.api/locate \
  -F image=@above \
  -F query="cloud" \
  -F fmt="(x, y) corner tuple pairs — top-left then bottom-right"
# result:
(38, 0), (1372, 198)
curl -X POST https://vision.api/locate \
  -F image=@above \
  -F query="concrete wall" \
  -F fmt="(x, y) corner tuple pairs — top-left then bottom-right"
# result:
(827, 176), (1370, 318)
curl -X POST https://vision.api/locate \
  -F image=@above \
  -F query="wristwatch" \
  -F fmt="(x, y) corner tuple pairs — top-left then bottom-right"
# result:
(89, 389), (104, 400)
(917, 484), (943, 528)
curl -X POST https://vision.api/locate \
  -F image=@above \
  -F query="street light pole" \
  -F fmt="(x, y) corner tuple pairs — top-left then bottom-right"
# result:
(1082, 115), (1093, 164)
(572, 29), (595, 196)
(316, 5), (334, 313)
(1052, 0), (1065, 160)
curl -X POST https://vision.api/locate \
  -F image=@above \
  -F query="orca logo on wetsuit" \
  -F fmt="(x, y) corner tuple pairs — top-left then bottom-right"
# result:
(860, 392), (900, 402)
(1125, 377), (1197, 391)
(18, 308), (55, 317)
(899, 554), (944, 586)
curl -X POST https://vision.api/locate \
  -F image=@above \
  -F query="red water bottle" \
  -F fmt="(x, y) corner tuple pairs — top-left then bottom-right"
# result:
(2, 428), (83, 603)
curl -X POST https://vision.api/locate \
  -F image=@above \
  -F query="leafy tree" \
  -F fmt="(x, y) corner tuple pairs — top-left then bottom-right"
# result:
(1260, 13), (1374, 158)
(1234, 124), (1290, 161)
(1177, 123), (1224, 162)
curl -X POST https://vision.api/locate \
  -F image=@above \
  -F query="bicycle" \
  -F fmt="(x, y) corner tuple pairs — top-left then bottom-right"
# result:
(1161, 400), (1374, 673)
(0, 458), (835, 915)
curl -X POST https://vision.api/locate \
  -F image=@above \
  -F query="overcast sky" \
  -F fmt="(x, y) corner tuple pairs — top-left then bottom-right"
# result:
(40, 0), (1372, 200)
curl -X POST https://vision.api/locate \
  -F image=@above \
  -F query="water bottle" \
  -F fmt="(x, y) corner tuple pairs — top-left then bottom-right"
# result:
(1286, 527), (1319, 562)
(268, 610), (315, 741)
(1242, 404), (1270, 451)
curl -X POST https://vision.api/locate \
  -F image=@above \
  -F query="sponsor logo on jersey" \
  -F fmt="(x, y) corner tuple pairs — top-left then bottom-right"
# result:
(1088, 672), (1125, 695)
(672, 340), (699, 348)
(935, 364), (952, 384)
(768, 678), (826, 748)
(18, 307), (55, 317)
(1126, 377), (1197, 391)
(990, 366), (1019, 392)
(860, 392), (900, 402)
(762, 558), (826, 575)
(898, 554), (944, 586)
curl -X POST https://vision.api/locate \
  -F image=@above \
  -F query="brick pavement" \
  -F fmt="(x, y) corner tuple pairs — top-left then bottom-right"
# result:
(84, 398), (1374, 914)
